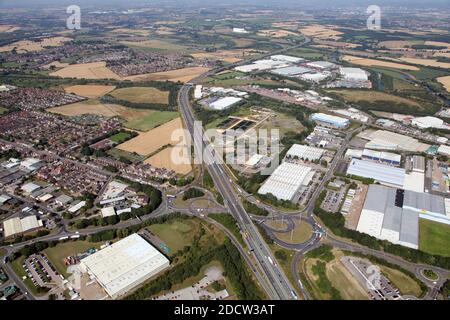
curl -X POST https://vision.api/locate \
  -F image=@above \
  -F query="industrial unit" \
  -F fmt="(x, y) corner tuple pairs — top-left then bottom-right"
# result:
(258, 162), (313, 201)
(347, 159), (405, 188)
(339, 67), (369, 81)
(361, 149), (401, 166)
(209, 97), (243, 110)
(79, 234), (170, 299)
(311, 113), (350, 129)
(285, 144), (325, 161)
(357, 130), (430, 152)
(2, 215), (43, 238)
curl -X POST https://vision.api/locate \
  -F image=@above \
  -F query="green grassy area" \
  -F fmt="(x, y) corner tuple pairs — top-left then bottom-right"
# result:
(147, 219), (198, 255)
(274, 221), (313, 244)
(109, 132), (132, 143)
(0, 107), (7, 115)
(380, 266), (423, 297)
(107, 147), (146, 163)
(43, 241), (101, 278)
(419, 219), (450, 257)
(124, 111), (178, 131)
(110, 87), (169, 104)
(285, 47), (325, 60)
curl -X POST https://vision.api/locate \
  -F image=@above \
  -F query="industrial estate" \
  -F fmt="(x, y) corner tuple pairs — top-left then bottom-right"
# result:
(0, 0), (449, 305)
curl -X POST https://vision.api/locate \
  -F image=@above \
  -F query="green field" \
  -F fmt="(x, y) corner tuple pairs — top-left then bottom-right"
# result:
(43, 241), (101, 278)
(110, 86), (169, 104)
(109, 132), (132, 143)
(0, 107), (7, 115)
(124, 111), (178, 131)
(147, 219), (197, 254)
(107, 147), (146, 163)
(419, 219), (450, 257)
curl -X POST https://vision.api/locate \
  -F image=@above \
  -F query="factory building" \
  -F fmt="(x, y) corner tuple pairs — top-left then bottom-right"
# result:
(79, 234), (170, 299)
(438, 144), (450, 157)
(311, 113), (350, 129)
(361, 149), (401, 166)
(357, 184), (450, 249)
(339, 67), (369, 81)
(210, 97), (243, 110)
(285, 144), (324, 161)
(270, 55), (305, 63)
(271, 66), (312, 76)
(357, 130), (430, 152)
(411, 116), (447, 130)
(258, 162), (313, 201)
(347, 159), (405, 188)
(306, 61), (337, 70)
(2, 215), (43, 238)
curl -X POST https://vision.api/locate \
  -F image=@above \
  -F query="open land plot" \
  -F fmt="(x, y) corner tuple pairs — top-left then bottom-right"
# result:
(124, 67), (210, 83)
(261, 112), (305, 137)
(50, 62), (120, 80)
(190, 49), (258, 63)
(42, 61), (70, 70)
(47, 100), (153, 121)
(124, 110), (179, 131)
(0, 25), (20, 33)
(298, 24), (343, 40)
(110, 86), (169, 104)
(341, 55), (420, 70)
(0, 107), (7, 115)
(377, 40), (423, 49)
(0, 36), (71, 53)
(117, 117), (185, 155)
(274, 220), (312, 244)
(110, 28), (151, 36)
(119, 39), (188, 52)
(43, 241), (102, 278)
(144, 146), (192, 175)
(107, 147), (146, 163)
(424, 41), (450, 49)
(437, 76), (450, 92)
(232, 38), (256, 48)
(264, 219), (288, 231)
(326, 89), (421, 108)
(380, 266), (423, 297)
(419, 219), (450, 257)
(64, 85), (116, 98)
(399, 58), (450, 69)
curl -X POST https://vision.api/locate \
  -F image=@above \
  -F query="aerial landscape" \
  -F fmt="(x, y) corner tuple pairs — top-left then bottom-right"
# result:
(0, 0), (449, 309)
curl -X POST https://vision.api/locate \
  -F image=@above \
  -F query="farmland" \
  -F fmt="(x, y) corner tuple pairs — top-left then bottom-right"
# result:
(117, 117), (186, 155)
(437, 76), (450, 92)
(109, 87), (169, 104)
(419, 219), (450, 257)
(341, 55), (420, 70)
(399, 58), (450, 69)
(64, 85), (116, 98)
(124, 110), (179, 131)
(50, 62), (120, 80)
(123, 67), (210, 83)
(144, 146), (192, 175)
(0, 36), (71, 53)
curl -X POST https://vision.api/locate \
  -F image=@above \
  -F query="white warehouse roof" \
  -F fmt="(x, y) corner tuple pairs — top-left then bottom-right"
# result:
(3, 215), (43, 238)
(339, 67), (369, 81)
(347, 159), (405, 188)
(80, 234), (170, 299)
(270, 55), (305, 63)
(438, 144), (450, 156)
(258, 162), (312, 201)
(210, 97), (242, 110)
(286, 144), (324, 161)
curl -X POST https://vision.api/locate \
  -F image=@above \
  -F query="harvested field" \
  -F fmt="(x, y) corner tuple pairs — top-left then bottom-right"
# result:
(424, 41), (450, 49)
(299, 24), (342, 40)
(233, 38), (255, 48)
(437, 76), (450, 92)
(47, 100), (152, 120)
(50, 61), (120, 80)
(377, 40), (422, 49)
(144, 146), (192, 175)
(341, 55), (419, 70)
(110, 86), (169, 104)
(117, 117), (185, 155)
(399, 58), (450, 69)
(271, 22), (299, 29)
(327, 89), (421, 107)
(64, 85), (116, 98)
(0, 36), (71, 53)
(191, 49), (257, 63)
(124, 67), (210, 83)
(110, 28), (150, 36)
(0, 25), (20, 32)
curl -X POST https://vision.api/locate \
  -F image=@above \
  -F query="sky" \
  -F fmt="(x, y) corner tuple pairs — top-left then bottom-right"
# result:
(1, 0), (449, 8)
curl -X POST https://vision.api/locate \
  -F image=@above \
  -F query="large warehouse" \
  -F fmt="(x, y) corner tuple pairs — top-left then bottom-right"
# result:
(285, 144), (325, 161)
(2, 215), (43, 238)
(79, 234), (170, 299)
(339, 67), (369, 81)
(357, 130), (430, 152)
(311, 113), (350, 128)
(347, 159), (405, 188)
(210, 97), (242, 110)
(357, 185), (450, 249)
(258, 162), (313, 201)
(361, 149), (401, 166)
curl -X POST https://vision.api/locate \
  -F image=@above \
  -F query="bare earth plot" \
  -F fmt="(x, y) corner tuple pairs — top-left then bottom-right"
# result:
(144, 146), (192, 175)
(41, 61), (70, 70)
(326, 89), (421, 108)
(341, 55), (420, 70)
(64, 85), (116, 98)
(117, 117), (186, 155)
(0, 25), (20, 33)
(109, 87), (169, 104)
(437, 76), (450, 92)
(123, 67), (210, 83)
(298, 24), (343, 40)
(50, 62), (120, 80)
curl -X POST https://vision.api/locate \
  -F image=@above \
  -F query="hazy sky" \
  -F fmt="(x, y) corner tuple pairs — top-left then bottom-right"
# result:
(1, 0), (449, 8)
